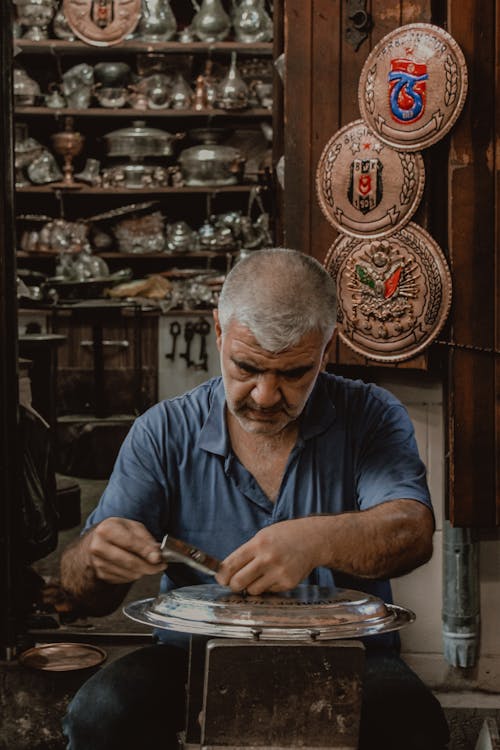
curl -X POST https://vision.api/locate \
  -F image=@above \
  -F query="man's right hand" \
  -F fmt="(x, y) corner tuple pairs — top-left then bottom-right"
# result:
(82, 517), (166, 584)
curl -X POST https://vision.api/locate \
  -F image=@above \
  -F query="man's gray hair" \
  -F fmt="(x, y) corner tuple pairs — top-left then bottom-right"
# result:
(217, 248), (337, 352)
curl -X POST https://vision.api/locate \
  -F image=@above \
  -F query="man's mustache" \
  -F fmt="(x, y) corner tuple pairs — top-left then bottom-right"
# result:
(237, 400), (290, 415)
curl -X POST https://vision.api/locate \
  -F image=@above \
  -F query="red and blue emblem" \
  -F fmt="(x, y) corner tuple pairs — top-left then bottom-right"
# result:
(388, 59), (428, 124)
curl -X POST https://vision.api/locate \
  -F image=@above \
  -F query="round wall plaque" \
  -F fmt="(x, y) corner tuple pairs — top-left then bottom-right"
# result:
(358, 23), (468, 151)
(316, 119), (425, 238)
(63, 0), (141, 46)
(324, 222), (452, 362)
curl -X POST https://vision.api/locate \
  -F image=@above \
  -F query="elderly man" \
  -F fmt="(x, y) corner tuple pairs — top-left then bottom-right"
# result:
(61, 248), (448, 750)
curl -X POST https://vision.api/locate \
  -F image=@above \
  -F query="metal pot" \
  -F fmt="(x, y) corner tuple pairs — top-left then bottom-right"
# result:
(102, 163), (169, 189)
(178, 144), (245, 186)
(104, 121), (185, 160)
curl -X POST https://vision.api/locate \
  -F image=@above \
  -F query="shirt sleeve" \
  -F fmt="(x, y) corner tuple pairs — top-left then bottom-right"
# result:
(355, 395), (432, 513)
(82, 414), (169, 541)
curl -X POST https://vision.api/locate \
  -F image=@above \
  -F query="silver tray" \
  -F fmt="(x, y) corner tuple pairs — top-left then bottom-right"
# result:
(124, 584), (415, 641)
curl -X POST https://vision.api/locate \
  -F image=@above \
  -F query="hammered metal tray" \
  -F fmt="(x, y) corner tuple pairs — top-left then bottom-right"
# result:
(124, 584), (415, 641)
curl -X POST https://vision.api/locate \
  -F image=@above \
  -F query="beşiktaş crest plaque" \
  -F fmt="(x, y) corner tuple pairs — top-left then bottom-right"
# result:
(316, 119), (425, 238)
(358, 23), (468, 151)
(323, 222), (452, 362)
(63, 0), (141, 46)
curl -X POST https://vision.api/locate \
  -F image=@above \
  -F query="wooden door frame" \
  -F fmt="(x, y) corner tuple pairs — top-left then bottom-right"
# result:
(446, 0), (499, 525)
(0, 2), (22, 656)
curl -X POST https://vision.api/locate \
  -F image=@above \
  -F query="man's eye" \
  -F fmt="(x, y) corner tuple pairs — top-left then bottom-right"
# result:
(235, 362), (260, 375)
(281, 368), (310, 380)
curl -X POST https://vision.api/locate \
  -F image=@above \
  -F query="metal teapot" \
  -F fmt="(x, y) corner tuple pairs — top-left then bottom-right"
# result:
(216, 52), (249, 110)
(166, 221), (198, 254)
(13, 0), (56, 40)
(62, 63), (94, 109)
(189, 0), (231, 42)
(137, 0), (177, 41)
(231, 0), (273, 42)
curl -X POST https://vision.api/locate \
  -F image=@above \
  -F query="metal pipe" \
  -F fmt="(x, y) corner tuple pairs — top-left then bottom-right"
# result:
(442, 520), (480, 667)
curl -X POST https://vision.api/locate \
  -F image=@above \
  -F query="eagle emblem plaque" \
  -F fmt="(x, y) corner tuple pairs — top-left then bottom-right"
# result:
(324, 223), (452, 362)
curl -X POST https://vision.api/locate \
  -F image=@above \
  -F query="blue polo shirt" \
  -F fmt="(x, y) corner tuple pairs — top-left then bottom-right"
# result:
(85, 373), (432, 647)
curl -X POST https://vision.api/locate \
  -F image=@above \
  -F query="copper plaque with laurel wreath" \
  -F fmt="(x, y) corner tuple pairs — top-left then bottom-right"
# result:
(323, 222), (452, 362)
(358, 23), (468, 151)
(316, 119), (425, 238)
(63, 0), (141, 46)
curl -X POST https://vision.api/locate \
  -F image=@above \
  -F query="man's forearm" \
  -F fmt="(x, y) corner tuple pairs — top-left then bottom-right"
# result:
(217, 498), (435, 595)
(61, 533), (131, 616)
(311, 499), (434, 579)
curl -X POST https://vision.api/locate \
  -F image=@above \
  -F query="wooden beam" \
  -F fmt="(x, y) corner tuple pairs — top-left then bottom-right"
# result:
(446, 0), (497, 525)
(283, 0), (313, 254)
(0, 2), (22, 655)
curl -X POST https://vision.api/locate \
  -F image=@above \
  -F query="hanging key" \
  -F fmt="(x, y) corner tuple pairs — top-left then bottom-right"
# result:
(179, 321), (195, 367)
(165, 320), (181, 361)
(194, 319), (211, 371)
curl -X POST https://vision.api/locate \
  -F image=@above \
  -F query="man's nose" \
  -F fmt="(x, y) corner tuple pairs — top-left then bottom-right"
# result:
(251, 373), (282, 407)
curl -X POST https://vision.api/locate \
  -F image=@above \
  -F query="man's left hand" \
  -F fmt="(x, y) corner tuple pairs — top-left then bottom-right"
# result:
(215, 518), (319, 595)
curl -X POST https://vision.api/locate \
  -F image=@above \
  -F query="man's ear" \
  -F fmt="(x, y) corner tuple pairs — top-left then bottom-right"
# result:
(212, 309), (222, 351)
(321, 331), (335, 370)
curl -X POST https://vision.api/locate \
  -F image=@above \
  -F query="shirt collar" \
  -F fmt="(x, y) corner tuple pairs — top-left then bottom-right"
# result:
(299, 372), (337, 440)
(197, 372), (337, 456)
(198, 378), (229, 456)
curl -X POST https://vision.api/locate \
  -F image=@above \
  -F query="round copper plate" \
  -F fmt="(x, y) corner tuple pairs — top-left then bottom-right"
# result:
(63, 0), (142, 46)
(358, 23), (468, 151)
(124, 584), (415, 641)
(316, 119), (425, 238)
(323, 222), (452, 362)
(19, 642), (107, 672)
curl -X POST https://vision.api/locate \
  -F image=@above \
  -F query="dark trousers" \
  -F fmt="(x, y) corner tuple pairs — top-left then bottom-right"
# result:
(63, 644), (449, 750)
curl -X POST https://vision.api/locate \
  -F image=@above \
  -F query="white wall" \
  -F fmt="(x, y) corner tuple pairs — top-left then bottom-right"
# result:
(158, 312), (220, 401)
(379, 376), (500, 693)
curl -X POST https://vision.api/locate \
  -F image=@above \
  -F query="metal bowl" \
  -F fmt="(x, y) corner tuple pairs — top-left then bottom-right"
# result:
(178, 144), (245, 186)
(94, 62), (131, 87)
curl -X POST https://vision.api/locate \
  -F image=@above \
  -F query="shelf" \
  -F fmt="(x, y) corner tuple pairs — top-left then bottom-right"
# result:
(15, 40), (273, 56)
(17, 250), (235, 260)
(16, 106), (273, 119)
(16, 184), (264, 195)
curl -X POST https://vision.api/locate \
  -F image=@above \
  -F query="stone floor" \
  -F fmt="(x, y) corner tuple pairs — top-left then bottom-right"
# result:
(0, 477), (498, 750)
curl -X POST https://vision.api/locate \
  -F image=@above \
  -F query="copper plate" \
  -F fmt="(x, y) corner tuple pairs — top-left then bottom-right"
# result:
(316, 119), (425, 238)
(19, 642), (107, 672)
(124, 584), (415, 641)
(63, 0), (141, 47)
(358, 23), (468, 151)
(323, 222), (452, 362)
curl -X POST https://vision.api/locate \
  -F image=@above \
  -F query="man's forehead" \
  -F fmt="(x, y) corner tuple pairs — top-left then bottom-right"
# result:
(227, 324), (323, 362)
